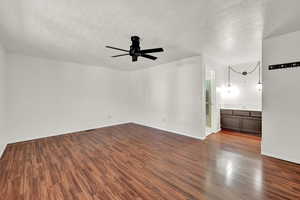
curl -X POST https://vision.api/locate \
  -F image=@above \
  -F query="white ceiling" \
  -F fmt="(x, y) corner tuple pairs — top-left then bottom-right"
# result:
(0, 0), (300, 70)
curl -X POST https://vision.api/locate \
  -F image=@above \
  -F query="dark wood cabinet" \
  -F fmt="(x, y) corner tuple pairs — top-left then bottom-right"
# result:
(221, 109), (262, 135)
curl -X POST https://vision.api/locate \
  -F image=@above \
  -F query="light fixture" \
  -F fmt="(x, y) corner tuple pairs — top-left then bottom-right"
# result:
(218, 85), (240, 98)
(257, 62), (263, 92)
(227, 61), (262, 92)
(227, 65), (232, 93)
(256, 83), (263, 91)
(216, 67), (240, 98)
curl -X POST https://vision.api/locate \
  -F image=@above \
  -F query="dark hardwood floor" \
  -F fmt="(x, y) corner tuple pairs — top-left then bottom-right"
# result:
(1, 123), (300, 200)
(221, 129), (262, 141)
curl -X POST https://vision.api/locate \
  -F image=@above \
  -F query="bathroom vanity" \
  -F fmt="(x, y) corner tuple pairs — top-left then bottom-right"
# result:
(220, 109), (262, 136)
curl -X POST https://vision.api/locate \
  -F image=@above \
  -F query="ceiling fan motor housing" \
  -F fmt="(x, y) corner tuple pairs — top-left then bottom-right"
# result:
(130, 36), (140, 61)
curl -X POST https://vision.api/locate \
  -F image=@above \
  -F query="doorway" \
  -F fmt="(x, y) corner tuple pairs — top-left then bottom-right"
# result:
(205, 70), (217, 136)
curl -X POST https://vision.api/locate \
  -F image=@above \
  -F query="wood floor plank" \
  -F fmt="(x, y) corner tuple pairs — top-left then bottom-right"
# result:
(1, 123), (300, 199)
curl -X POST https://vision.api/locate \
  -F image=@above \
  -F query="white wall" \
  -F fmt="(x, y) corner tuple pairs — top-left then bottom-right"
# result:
(129, 56), (206, 139)
(216, 62), (262, 111)
(262, 30), (300, 164)
(0, 44), (8, 156)
(1, 54), (207, 157)
(5, 54), (130, 144)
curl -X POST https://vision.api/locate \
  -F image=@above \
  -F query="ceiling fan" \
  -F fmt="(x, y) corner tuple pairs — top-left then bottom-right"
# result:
(106, 36), (164, 62)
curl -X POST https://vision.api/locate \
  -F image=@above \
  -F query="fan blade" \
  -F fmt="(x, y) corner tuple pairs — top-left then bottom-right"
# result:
(140, 48), (164, 54)
(140, 54), (157, 60)
(106, 46), (129, 52)
(112, 53), (129, 58)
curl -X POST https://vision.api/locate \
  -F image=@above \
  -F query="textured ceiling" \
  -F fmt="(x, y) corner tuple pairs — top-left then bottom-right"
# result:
(0, 0), (300, 70)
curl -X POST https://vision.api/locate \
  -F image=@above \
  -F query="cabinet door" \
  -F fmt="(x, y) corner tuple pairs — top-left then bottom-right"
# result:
(221, 116), (241, 132)
(241, 118), (262, 134)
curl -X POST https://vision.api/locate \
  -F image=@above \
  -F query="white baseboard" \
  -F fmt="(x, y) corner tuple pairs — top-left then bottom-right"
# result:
(0, 121), (132, 158)
(262, 151), (300, 165)
(9, 121), (131, 144)
(133, 122), (205, 140)
(1, 121), (204, 158)
(0, 144), (7, 159)
(215, 128), (221, 133)
(0, 147), (4, 159)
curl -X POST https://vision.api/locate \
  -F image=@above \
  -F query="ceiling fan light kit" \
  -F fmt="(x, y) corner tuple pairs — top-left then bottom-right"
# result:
(106, 36), (164, 62)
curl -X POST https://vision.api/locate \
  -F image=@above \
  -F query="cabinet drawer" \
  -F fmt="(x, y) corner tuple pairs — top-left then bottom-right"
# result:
(251, 111), (261, 117)
(233, 110), (250, 117)
(221, 109), (233, 115)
